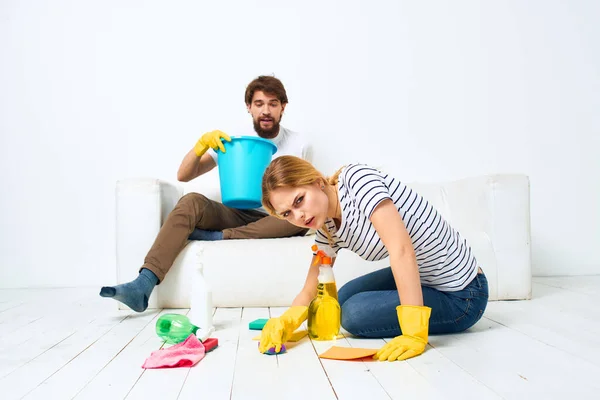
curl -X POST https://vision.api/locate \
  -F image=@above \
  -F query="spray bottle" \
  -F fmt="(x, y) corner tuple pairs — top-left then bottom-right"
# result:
(156, 258), (215, 344)
(307, 244), (341, 340)
(188, 253), (215, 342)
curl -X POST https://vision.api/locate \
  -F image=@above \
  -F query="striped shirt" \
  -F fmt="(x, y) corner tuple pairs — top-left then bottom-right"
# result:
(315, 164), (479, 292)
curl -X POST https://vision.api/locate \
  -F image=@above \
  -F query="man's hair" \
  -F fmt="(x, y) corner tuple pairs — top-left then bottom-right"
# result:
(245, 75), (288, 105)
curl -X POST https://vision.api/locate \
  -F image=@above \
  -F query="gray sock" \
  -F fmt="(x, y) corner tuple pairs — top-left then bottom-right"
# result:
(99, 268), (158, 312)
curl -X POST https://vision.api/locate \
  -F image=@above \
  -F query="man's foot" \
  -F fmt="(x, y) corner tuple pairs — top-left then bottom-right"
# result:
(99, 268), (158, 312)
(188, 229), (223, 241)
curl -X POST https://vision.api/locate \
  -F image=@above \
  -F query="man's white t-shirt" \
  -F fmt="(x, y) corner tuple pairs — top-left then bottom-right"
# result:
(208, 126), (309, 164)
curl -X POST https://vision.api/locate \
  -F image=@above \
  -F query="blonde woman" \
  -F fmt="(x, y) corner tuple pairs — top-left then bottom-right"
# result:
(258, 156), (488, 361)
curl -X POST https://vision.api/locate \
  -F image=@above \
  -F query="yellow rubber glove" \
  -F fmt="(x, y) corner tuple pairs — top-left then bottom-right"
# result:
(258, 306), (308, 354)
(193, 130), (231, 157)
(374, 305), (432, 361)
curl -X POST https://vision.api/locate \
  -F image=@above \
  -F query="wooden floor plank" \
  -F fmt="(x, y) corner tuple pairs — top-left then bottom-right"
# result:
(23, 309), (159, 400)
(340, 333), (448, 400)
(533, 276), (600, 297)
(0, 293), (114, 355)
(310, 330), (392, 399)
(229, 307), (280, 400)
(0, 299), (24, 313)
(121, 309), (192, 400)
(0, 298), (115, 378)
(0, 288), (92, 338)
(73, 309), (177, 400)
(484, 282), (600, 367)
(2, 276), (600, 400)
(428, 316), (600, 399)
(529, 281), (600, 322)
(178, 307), (242, 400)
(269, 307), (337, 400)
(0, 308), (132, 399)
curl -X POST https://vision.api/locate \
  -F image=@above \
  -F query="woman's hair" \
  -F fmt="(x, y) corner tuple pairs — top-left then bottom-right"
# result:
(262, 156), (343, 245)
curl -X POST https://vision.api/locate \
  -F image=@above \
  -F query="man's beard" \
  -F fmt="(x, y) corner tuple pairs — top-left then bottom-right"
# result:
(253, 118), (281, 139)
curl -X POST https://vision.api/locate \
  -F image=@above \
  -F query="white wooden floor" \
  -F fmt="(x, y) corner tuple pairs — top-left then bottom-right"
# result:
(1, 276), (600, 400)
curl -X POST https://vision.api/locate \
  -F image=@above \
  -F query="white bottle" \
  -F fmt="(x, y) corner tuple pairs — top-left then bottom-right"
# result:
(189, 261), (214, 342)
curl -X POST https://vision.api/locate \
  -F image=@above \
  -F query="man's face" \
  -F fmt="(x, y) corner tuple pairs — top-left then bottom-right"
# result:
(247, 90), (286, 139)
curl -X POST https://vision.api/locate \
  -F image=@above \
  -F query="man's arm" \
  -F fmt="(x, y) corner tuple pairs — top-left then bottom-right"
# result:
(177, 130), (230, 182)
(177, 150), (216, 182)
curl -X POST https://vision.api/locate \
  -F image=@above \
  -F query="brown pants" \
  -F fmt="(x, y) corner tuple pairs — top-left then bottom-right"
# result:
(142, 193), (308, 282)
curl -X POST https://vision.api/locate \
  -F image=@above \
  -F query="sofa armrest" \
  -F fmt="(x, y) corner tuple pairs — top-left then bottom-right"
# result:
(409, 173), (531, 300)
(115, 178), (183, 309)
(441, 174), (531, 300)
(488, 174), (532, 299)
(158, 179), (185, 223)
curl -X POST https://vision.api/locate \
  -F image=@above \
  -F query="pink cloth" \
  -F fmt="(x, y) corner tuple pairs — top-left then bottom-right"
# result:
(142, 334), (206, 369)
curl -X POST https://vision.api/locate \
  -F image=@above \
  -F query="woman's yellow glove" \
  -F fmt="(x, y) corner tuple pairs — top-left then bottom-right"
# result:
(258, 306), (308, 354)
(193, 130), (231, 157)
(374, 305), (432, 361)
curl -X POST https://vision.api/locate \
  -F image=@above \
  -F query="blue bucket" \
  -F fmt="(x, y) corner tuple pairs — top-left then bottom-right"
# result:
(217, 136), (277, 209)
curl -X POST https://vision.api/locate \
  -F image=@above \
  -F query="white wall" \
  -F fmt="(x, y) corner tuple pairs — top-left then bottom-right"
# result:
(0, 0), (598, 288)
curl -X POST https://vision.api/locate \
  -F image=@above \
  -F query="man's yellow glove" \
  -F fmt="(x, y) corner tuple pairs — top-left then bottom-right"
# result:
(374, 305), (432, 361)
(258, 306), (308, 354)
(193, 130), (231, 157)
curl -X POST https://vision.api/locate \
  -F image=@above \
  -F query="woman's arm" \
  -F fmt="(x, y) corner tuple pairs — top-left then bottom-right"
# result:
(291, 254), (336, 306)
(370, 199), (423, 306)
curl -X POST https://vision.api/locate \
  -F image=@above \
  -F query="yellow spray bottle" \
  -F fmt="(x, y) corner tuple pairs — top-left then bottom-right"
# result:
(307, 244), (341, 340)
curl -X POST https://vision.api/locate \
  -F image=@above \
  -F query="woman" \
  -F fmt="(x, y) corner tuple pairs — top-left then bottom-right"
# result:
(258, 156), (488, 361)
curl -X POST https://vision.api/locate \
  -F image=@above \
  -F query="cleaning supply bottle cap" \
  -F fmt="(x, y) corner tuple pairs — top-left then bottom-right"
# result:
(311, 244), (336, 266)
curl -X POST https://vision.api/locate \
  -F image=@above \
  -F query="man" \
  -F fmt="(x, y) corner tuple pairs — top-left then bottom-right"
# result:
(100, 75), (309, 312)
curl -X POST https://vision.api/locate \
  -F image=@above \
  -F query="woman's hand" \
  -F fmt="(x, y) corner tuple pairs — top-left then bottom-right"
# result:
(374, 305), (431, 361)
(258, 306), (308, 354)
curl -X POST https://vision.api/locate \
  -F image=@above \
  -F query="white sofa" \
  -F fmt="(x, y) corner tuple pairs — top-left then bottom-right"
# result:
(116, 171), (532, 311)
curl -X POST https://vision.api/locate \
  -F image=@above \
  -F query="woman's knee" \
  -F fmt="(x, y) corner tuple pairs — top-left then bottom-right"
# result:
(340, 296), (368, 336)
(338, 268), (395, 308)
(337, 283), (354, 307)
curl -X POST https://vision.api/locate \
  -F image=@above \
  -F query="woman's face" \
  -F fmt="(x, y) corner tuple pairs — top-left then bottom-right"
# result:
(269, 181), (330, 229)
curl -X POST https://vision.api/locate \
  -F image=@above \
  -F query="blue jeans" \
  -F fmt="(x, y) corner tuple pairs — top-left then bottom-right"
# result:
(338, 267), (489, 337)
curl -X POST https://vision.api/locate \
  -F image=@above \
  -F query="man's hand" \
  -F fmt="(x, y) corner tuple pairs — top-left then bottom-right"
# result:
(194, 130), (231, 157)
